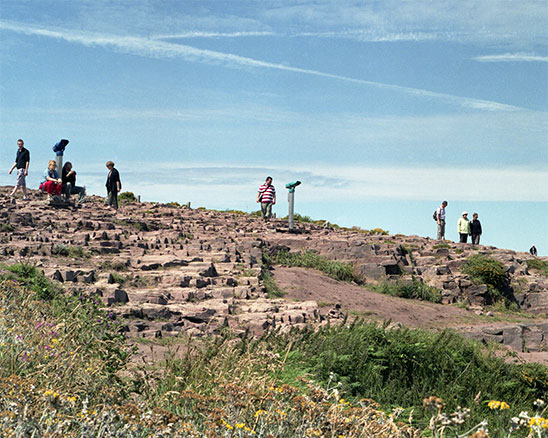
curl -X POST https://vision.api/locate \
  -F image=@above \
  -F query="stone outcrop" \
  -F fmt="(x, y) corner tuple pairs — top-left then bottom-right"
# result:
(1, 186), (547, 357)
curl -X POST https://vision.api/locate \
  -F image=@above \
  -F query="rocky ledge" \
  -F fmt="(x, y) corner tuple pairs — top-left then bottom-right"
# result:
(1, 187), (547, 360)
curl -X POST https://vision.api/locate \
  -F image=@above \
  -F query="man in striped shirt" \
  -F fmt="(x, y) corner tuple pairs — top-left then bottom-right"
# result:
(256, 176), (276, 220)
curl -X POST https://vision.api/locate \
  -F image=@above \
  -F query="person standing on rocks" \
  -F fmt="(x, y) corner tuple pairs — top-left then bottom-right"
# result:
(8, 139), (30, 201)
(39, 160), (63, 201)
(457, 211), (471, 243)
(469, 213), (482, 245)
(105, 161), (121, 210)
(61, 162), (86, 205)
(435, 201), (448, 240)
(530, 245), (538, 256)
(256, 176), (276, 220)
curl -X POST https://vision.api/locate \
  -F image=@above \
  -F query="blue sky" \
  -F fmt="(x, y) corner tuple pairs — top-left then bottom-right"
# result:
(1, 1), (547, 253)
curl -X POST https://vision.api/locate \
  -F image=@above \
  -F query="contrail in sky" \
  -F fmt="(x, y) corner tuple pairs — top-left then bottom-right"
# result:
(0, 20), (524, 112)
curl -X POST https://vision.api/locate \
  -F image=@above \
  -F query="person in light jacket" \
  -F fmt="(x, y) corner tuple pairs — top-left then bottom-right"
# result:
(457, 211), (471, 243)
(470, 213), (482, 245)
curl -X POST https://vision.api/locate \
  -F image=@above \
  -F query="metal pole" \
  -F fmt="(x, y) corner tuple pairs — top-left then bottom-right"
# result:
(288, 190), (295, 230)
(56, 155), (63, 173)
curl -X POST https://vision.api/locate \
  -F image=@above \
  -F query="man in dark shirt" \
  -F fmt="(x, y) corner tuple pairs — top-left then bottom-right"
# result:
(8, 139), (30, 201)
(61, 162), (86, 204)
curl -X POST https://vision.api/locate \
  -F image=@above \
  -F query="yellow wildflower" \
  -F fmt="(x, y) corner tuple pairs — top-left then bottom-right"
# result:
(488, 400), (510, 410)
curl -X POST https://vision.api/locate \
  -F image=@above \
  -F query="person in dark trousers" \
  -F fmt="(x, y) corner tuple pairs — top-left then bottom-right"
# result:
(62, 162), (86, 204)
(530, 245), (538, 256)
(105, 161), (121, 210)
(470, 213), (482, 245)
(256, 176), (276, 220)
(435, 201), (448, 240)
(457, 211), (470, 243)
(8, 139), (30, 201)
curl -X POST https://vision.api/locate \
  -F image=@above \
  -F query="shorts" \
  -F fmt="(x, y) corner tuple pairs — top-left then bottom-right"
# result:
(15, 168), (26, 187)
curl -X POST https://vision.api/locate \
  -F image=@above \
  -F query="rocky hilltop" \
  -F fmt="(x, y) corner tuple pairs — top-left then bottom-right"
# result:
(1, 187), (547, 363)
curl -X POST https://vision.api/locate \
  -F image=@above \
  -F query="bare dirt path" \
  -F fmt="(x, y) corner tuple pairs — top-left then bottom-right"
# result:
(273, 266), (471, 328)
(273, 266), (548, 365)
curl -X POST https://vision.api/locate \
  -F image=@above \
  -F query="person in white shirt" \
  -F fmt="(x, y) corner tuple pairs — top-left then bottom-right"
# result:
(436, 201), (448, 240)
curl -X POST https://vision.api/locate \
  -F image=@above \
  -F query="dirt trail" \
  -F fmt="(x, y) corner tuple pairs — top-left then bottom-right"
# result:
(273, 266), (548, 365)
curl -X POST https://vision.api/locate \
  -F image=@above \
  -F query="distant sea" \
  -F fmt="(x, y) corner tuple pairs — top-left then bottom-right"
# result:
(290, 200), (548, 257)
(1, 166), (546, 256)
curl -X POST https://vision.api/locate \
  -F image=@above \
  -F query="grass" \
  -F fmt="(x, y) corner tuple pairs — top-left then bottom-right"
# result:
(110, 272), (127, 284)
(261, 270), (286, 298)
(527, 258), (548, 277)
(0, 223), (14, 232)
(433, 243), (451, 249)
(370, 277), (442, 303)
(51, 243), (90, 258)
(270, 321), (548, 433)
(265, 249), (363, 284)
(0, 263), (130, 399)
(1, 263), (547, 436)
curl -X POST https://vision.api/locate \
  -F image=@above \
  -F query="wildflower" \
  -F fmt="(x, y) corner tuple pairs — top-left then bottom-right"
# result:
(235, 423), (245, 429)
(529, 416), (548, 429)
(534, 399), (546, 408)
(254, 410), (267, 418)
(220, 419), (233, 430)
(487, 400), (509, 410)
(423, 396), (443, 410)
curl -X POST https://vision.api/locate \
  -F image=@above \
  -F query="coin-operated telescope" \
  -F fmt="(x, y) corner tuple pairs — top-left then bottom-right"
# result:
(52, 139), (69, 171)
(285, 181), (301, 229)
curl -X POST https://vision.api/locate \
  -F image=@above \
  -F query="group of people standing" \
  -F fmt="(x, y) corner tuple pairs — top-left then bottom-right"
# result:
(8, 139), (121, 210)
(435, 201), (482, 244)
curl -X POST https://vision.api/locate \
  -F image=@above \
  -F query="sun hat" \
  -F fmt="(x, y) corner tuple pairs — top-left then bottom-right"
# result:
(462, 211), (468, 215)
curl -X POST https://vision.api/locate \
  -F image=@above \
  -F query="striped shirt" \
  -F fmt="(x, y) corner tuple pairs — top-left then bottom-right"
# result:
(258, 184), (275, 203)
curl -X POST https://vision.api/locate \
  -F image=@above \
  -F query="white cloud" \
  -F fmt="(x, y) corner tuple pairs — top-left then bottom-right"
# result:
(261, 0), (548, 48)
(473, 53), (548, 63)
(55, 162), (548, 204)
(153, 31), (275, 39)
(0, 20), (525, 112)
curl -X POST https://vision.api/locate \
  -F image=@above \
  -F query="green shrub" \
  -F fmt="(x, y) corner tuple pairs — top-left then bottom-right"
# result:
(0, 223), (14, 232)
(118, 191), (137, 203)
(462, 254), (509, 298)
(371, 278), (442, 303)
(527, 258), (548, 277)
(266, 249), (363, 284)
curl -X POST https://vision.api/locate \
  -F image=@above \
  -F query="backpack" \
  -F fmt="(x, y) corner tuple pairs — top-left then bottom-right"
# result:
(433, 210), (438, 221)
